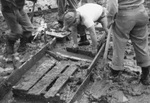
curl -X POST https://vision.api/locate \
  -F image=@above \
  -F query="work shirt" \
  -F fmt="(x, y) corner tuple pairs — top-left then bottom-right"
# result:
(1, 0), (25, 12)
(76, 3), (105, 28)
(107, 0), (144, 17)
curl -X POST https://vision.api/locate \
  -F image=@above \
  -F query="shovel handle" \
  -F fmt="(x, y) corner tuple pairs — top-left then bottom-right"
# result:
(30, 1), (36, 23)
(103, 25), (112, 59)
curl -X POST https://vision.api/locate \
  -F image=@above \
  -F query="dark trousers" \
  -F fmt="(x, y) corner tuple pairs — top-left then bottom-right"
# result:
(2, 9), (33, 41)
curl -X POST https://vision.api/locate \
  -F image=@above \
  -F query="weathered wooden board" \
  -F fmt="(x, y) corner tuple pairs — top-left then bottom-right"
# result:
(46, 31), (70, 38)
(45, 64), (77, 98)
(66, 47), (95, 58)
(49, 48), (93, 62)
(28, 61), (69, 95)
(13, 59), (56, 93)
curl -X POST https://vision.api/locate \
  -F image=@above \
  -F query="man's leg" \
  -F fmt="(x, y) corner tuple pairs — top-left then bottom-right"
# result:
(77, 24), (90, 46)
(110, 9), (135, 76)
(57, 0), (66, 27)
(130, 5), (150, 85)
(2, 11), (22, 61)
(17, 9), (34, 52)
(57, 0), (78, 27)
(67, 0), (78, 9)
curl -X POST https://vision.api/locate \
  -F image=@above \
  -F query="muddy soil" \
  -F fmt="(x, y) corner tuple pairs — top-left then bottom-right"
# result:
(0, 2), (150, 103)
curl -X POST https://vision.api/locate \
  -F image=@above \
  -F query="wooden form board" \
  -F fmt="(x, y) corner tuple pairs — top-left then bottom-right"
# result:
(28, 61), (69, 95)
(13, 59), (56, 92)
(12, 60), (78, 102)
(45, 65), (77, 98)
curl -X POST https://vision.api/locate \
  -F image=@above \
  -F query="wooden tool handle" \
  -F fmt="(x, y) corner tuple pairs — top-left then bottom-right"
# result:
(103, 25), (112, 59)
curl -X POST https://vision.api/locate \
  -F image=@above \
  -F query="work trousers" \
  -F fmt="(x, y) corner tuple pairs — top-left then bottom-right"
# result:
(2, 8), (33, 41)
(112, 4), (150, 70)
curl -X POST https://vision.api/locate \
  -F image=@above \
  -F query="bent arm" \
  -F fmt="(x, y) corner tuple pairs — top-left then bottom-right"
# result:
(100, 16), (108, 35)
(88, 25), (97, 49)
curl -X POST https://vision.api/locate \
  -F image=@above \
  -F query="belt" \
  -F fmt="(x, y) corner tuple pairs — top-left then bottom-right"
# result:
(119, 5), (141, 10)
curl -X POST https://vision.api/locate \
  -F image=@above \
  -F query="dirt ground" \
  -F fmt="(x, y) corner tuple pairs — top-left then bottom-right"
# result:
(0, 1), (150, 103)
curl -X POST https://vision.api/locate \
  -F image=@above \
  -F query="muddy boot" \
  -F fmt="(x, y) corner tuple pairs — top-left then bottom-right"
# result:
(17, 37), (28, 53)
(78, 35), (90, 46)
(140, 66), (150, 85)
(107, 62), (120, 78)
(110, 69), (120, 77)
(17, 31), (33, 53)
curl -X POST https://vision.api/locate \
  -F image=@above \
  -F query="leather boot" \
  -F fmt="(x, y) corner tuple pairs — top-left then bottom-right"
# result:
(78, 35), (90, 46)
(106, 62), (121, 78)
(17, 37), (28, 53)
(140, 66), (150, 85)
(17, 31), (32, 53)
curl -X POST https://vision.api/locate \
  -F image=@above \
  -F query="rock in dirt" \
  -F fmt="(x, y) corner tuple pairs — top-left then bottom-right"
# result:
(112, 91), (128, 102)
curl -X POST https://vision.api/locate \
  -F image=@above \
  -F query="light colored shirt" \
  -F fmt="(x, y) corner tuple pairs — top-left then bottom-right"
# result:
(76, 3), (105, 28)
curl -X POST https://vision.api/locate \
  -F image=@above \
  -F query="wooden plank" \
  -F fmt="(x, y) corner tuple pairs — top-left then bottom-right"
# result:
(56, 52), (92, 62)
(66, 47), (95, 58)
(45, 64), (77, 98)
(0, 38), (56, 100)
(13, 59), (56, 92)
(46, 50), (93, 62)
(28, 61), (69, 95)
(46, 31), (70, 38)
(68, 43), (105, 103)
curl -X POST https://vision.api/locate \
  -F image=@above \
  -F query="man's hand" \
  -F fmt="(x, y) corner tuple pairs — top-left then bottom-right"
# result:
(107, 16), (114, 29)
(27, 0), (37, 3)
(73, 44), (78, 49)
(91, 46), (97, 55)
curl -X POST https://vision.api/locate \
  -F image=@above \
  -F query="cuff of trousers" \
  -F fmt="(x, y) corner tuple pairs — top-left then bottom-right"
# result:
(109, 62), (125, 71)
(137, 60), (150, 68)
